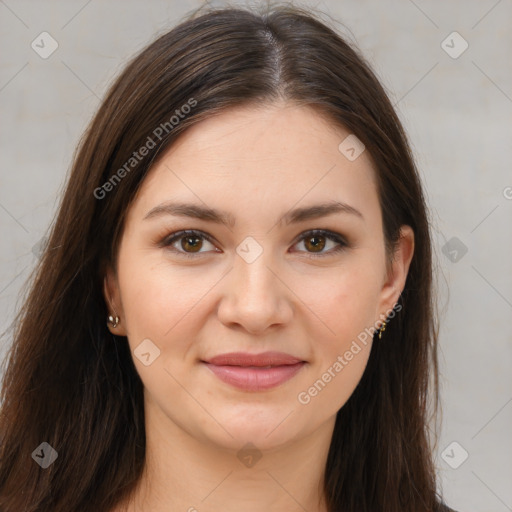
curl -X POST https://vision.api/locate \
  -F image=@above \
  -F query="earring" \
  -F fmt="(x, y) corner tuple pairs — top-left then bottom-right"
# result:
(104, 277), (120, 328)
(378, 320), (387, 339)
(107, 314), (120, 328)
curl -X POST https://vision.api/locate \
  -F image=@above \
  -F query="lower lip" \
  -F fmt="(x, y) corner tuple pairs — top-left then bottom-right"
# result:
(202, 362), (306, 391)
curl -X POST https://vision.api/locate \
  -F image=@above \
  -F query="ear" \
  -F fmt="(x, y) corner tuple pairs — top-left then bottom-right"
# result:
(103, 266), (127, 336)
(375, 225), (414, 323)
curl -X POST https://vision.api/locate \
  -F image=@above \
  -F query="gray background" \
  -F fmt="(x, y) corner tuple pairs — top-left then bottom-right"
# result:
(1, 1), (511, 510)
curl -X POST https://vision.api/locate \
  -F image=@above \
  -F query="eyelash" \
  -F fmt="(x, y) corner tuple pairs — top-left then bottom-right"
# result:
(159, 229), (348, 259)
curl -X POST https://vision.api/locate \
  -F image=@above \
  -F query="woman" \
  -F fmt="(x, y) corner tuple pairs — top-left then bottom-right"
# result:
(0, 4), (458, 511)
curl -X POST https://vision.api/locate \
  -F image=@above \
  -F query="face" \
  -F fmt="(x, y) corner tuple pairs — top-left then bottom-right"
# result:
(104, 102), (413, 452)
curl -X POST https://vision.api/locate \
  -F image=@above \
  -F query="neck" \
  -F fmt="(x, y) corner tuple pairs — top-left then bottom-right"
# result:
(117, 397), (335, 512)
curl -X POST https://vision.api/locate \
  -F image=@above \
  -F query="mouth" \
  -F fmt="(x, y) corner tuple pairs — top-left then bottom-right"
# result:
(201, 351), (307, 391)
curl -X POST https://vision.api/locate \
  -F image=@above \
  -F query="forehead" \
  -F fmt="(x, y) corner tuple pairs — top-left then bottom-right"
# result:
(158, 102), (373, 171)
(129, 103), (379, 224)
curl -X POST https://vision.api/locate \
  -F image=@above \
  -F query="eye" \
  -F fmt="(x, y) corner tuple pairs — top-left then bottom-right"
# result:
(291, 229), (348, 258)
(159, 229), (348, 259)
(160, 230), (219, 258)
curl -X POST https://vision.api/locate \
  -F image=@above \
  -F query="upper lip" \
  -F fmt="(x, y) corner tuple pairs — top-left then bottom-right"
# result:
(203, 351), (305, 367)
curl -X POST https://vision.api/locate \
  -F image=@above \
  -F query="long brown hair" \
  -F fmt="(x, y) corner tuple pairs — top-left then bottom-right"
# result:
(0, 3), (442, 511)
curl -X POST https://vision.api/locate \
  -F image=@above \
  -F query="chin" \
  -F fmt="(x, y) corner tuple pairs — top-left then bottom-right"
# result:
(228, 414), (305, 446)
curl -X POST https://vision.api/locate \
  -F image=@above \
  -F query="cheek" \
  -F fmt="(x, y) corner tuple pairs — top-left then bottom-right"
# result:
(293, 267), (379, 412)
(293, 261), (383, 350)
(116, 247), (210, 352)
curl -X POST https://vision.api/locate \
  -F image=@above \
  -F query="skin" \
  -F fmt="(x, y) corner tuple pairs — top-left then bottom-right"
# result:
(104, 101), (414, 512)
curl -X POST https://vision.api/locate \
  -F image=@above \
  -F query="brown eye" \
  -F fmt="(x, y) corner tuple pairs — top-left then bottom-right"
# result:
(160, 228), (347, 259)
(292, 229), (348, 257)
(303, 234), (326, 253)
(180, 234), (203, 253)
(162, 230), (218, 258)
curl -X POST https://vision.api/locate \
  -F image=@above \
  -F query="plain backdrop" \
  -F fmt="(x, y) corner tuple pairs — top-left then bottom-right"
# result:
(1, 1), (511, 510)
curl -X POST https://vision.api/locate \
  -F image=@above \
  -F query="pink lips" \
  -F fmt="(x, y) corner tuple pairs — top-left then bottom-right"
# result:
(202, 351), (306, 391)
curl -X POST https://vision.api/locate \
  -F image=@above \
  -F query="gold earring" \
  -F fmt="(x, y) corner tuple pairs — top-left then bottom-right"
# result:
(107, 314), (120, 328)
(378, 320), (387, 339)
(104, 277), (120, 328)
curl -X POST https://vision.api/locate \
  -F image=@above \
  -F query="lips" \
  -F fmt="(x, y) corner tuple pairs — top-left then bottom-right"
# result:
(203, 351), (305, 367)
(201, 351), (306, 391)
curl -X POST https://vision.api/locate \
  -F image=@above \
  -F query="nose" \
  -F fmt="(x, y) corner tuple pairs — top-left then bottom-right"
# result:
(217, 249), (293, 334)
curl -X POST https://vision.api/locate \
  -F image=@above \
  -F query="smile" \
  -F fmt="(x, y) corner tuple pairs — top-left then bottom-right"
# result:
(202, 362), (306, 391)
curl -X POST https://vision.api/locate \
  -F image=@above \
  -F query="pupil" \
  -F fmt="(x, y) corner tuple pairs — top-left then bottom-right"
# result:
(307, 236), (325, 252)
(183, 236), (201, 252)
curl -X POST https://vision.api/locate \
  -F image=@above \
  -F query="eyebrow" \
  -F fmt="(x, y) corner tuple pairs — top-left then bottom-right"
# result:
(143, 200), (363, 227)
